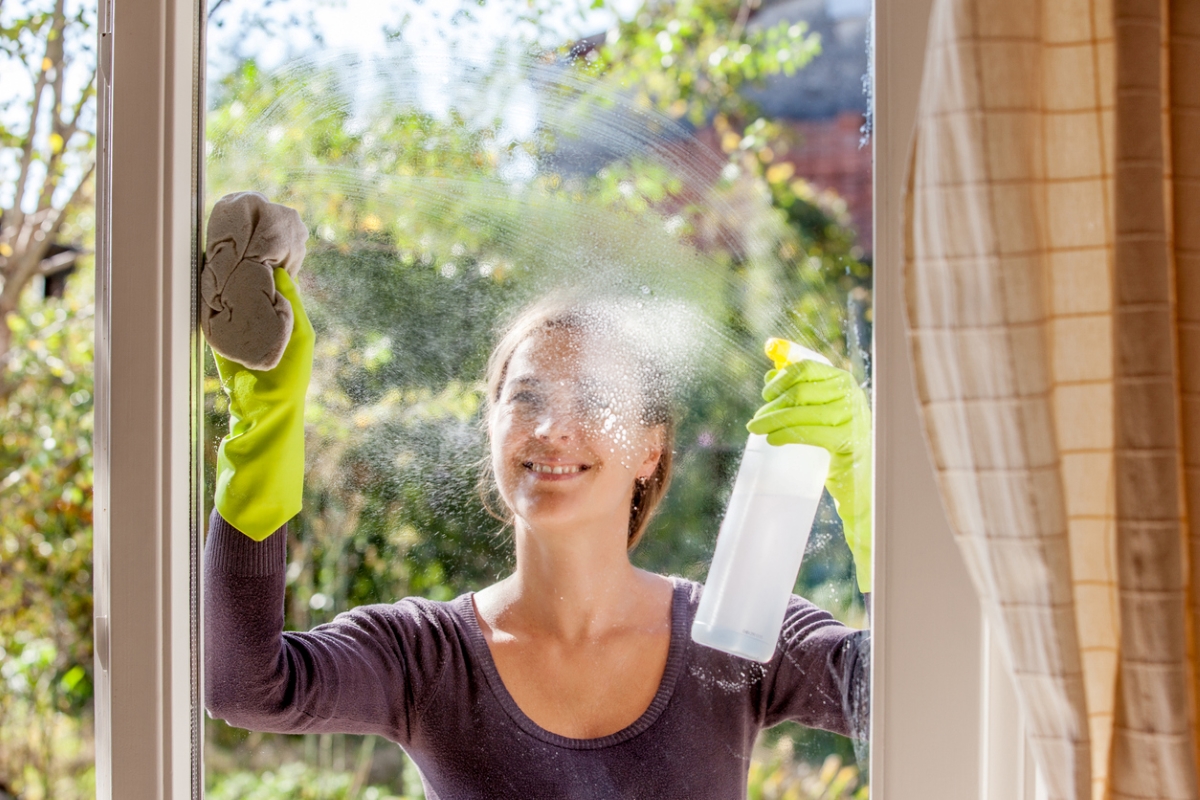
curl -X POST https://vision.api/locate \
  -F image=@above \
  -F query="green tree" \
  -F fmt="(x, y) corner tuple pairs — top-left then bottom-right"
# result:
(0, 2), (97, 796)
(0, 0), (96, 393)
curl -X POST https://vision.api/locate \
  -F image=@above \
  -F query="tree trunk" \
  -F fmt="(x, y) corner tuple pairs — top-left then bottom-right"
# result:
(0, 304), (15, 402)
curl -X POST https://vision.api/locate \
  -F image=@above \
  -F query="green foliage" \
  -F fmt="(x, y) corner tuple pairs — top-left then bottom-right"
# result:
(0, 266), (95, 798)
(0, 0), (97, 375)
(748, 740), (867, 800)
(207, 761), (413, 800)
(0, 0), (96, 182)
(589, 0), (821, 125)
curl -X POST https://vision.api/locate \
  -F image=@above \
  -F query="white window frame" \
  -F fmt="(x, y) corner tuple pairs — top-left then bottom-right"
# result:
(93, 0), (1039, 796)
(94, 0), (200, 796)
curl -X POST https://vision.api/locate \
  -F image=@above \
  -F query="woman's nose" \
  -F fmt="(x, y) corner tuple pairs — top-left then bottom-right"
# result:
(534, 404), (574, 441)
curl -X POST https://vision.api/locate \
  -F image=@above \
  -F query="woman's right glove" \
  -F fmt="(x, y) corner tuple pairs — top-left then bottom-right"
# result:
(213, 268), (313, 541)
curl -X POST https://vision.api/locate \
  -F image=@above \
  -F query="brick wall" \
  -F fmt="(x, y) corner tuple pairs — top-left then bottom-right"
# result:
(786, 111), (873, 255)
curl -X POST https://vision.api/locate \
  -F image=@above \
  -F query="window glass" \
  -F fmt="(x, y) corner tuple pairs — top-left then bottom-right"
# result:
(204, 2), (872, 797)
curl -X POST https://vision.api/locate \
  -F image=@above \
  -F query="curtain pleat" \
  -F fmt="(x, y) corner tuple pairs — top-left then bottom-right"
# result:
(1109, 2), (1196, 797)
(904, 0), (1200, 796)
(1176, 0), (1200, 786)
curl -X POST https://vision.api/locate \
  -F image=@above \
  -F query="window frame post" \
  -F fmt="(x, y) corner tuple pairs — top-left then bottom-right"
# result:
(93, 0), (202, 795)
(872, 0), (997, 796)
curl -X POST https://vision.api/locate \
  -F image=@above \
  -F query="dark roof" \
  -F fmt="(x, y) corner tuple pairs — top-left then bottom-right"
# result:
(748, 0), (870, 121)
(544, 1), (869, 175)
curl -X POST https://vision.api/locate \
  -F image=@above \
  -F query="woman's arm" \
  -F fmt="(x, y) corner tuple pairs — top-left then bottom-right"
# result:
(204, 511), (449, 743)
(202, 195), (450, 741)
(760, 595), (870, 739)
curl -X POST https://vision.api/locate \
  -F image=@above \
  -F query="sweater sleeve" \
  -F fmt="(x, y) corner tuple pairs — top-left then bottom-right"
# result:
(204, 510), (451, 744)
(760, 595), (870, 740)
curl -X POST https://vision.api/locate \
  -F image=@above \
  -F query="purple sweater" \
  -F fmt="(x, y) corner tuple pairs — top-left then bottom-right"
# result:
(205, 511), (870, 799)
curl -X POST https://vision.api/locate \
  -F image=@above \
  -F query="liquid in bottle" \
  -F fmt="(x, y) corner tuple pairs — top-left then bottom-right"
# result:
(691, 340), (832, 663)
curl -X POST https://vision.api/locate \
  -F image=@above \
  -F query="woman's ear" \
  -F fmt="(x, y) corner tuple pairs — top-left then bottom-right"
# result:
(635, 426), (666, 480)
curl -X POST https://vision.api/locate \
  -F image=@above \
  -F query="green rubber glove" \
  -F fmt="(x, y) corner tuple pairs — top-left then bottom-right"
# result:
(212, 269), (313, 541)
(746, 358), (873, 593)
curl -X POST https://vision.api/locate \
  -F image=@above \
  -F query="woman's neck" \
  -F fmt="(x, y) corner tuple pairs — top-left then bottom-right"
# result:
(482, 518), (662, 643)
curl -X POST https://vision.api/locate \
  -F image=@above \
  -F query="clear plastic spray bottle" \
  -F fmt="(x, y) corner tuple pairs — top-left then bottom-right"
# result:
(690, 339), (833, 663)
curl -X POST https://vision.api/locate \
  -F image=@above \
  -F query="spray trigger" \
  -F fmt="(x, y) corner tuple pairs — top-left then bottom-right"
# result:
(764, 338), (833, 370)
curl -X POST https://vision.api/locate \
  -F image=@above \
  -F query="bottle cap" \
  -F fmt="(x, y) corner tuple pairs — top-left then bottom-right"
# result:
(764, 338), (833, 370)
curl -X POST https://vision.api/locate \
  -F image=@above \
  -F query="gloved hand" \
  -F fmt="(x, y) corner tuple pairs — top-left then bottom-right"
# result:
(746, 357), (873, 593)
(212, 269), (313, 541)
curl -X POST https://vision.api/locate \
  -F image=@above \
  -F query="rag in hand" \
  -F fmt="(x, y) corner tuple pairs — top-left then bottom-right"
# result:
(201, 191), (308, 370)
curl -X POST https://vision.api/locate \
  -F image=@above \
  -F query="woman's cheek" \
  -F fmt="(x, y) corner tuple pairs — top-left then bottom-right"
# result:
(489, 413), (522, 500)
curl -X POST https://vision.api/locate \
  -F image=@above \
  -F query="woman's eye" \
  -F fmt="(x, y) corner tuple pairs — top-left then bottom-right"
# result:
(510, 391), (541, 406)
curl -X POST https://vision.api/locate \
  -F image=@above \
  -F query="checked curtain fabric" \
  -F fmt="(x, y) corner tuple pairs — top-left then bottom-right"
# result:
(903, 0), (1200, 798)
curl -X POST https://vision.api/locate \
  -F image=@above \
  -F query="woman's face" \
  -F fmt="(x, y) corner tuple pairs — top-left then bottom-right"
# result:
(489, 327), (664, 539)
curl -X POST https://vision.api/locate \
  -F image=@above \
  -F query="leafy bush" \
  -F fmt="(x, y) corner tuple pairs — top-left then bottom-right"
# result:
(0, 273), (95, 798)
(207, 761), (413, 800)
(748, 740), (867, 800)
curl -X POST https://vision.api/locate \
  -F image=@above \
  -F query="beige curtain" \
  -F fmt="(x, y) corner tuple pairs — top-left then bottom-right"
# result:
(903, 0), (1200, 798)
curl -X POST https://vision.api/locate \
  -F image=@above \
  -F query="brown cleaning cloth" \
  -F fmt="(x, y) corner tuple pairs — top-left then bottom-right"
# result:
(201, 192), (308, 370)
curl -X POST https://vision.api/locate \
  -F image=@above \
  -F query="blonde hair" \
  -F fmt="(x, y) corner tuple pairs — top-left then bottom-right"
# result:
(480, 295), (675, 550)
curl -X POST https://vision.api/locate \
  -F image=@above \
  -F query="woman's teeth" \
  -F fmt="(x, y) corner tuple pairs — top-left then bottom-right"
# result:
(525, 462), (585, 474)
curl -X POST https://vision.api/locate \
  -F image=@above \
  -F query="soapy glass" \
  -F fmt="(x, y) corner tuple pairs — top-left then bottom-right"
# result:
(203, 0), (874, 794)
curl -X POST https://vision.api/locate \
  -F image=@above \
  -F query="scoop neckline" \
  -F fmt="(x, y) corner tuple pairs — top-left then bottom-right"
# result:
(455, 577), (690, 751)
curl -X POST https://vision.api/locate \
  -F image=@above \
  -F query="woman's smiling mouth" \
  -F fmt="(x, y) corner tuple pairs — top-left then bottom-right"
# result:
(524, 461), (590, 476)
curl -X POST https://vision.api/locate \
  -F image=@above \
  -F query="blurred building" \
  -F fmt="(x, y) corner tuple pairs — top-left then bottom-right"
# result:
(752, 0), (872, 252)
(561, 0), (873, 255)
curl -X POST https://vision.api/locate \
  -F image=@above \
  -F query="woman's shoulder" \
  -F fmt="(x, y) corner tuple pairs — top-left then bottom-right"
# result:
(340, 592), (475, 639)
(669, 576), (861, 668)
(323, 593), (482, 691)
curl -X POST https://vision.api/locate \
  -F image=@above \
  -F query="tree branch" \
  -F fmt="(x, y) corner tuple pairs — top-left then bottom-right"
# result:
(0, 157), (94, 314)
(0, 222), (53, 314)
(45, 157), (95, 245)
(730, 0), (760, 42)
(34, 28), (97, 215)
(208, 0), (230, 21)
(13, 1), (66, 227)
(67, 66), (97, 134)
(38, 8), (70, 214)
(12, 56), (51, 229)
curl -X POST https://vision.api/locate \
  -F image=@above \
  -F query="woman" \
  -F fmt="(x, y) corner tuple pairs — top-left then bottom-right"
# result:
(205, 268), (871, 799)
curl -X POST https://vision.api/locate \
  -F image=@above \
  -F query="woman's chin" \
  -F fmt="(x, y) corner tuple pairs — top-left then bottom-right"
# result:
(514, 501), (584, 532)
(512, 494), (608, 538)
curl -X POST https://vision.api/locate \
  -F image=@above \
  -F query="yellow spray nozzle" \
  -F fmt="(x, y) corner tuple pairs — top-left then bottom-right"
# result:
(765, 338), (793, 370)
(764, 337), (832, 369)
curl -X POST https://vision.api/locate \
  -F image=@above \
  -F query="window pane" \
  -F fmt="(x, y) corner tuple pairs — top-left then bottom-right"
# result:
(204, 2), (872, 797)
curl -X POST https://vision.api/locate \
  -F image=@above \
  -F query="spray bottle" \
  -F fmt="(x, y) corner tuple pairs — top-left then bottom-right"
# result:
(690, 338), (833, 663)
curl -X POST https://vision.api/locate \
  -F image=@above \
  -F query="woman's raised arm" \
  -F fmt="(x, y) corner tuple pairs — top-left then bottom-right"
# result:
(759, 596), (870, 740)
(202, 194), (448, 743)
(204, 513), (452, 743)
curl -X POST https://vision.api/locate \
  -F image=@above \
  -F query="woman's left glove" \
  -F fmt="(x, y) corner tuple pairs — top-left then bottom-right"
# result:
(213, 269), (314, 541)
(746, 359), (873, 593)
